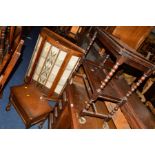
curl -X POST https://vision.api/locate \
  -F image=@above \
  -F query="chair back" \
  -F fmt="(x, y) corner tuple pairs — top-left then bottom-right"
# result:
(0, 40), (24, 92)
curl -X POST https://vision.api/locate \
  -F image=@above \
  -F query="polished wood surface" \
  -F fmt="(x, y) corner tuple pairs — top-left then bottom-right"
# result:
(67, 77), (116, 129)
(26, 28), (84, 100)
(49, 72), (155, 128)
(41, 28), (85, 54)
(50, 75), (116, 129)
(5, 35), (54, 128)
(78, 27), (155, 128)
(0, 40), (24, 92)
(6, 83), (52, 128)
(112, 76), (155, 128)
(112, 26), (152, 50)
(47, 27), (155, 129)
(3, 39), (53, 129)
(0, 27), (22, 76)
(105, 101), (130, 129)
(96, 27), (155, 72)
(82, 59), (122, 103)
(0, 53), (11, 74)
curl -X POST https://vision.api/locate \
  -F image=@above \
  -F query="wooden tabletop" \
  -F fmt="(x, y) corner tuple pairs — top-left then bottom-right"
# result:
(83, 59), (122, 103)
(96, 27), (155, 72)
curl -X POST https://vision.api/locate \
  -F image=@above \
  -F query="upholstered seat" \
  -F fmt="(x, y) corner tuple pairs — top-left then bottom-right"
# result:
(6, 84), (52, 128)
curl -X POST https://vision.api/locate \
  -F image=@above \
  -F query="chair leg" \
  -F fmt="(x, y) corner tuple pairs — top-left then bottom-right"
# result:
(0, 91), (3, 99)
(25, 122), (31, 129)
(38, 120), (46, 129)
(6, 101), (12, 111)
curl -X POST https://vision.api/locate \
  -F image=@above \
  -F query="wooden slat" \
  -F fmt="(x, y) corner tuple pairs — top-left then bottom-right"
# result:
(0, 40), (24, 91)
(105, 101), (131, 129)
(28, 37), (46, 82)
(0, 53), (11, 74)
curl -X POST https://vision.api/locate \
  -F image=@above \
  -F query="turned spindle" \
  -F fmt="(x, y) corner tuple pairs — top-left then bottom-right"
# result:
(97, 60), (122, 93)
(125, 73), (148, 98)
(107, 73), (149, 119)
(85, 31), (98, 54)
(73, 30), (98, 76)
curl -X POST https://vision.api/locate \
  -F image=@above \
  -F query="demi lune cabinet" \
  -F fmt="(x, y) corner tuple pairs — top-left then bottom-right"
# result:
(25, 28), (84, 100)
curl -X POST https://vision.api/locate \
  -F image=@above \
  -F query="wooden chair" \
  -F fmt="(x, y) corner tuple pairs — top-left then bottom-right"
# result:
(5, 28), (86, 129)
(104, 26), (152, 50)
(0, 40), (24, 95)
(0, 26), (22, 78)
(5, 39), (53, 128)
(6, 83), (52, 128)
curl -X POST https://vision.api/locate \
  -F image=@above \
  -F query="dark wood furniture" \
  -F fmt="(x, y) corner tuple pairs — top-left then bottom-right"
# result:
(0, 27), (22, 93)
(48, 26), (88, 44)
(49, 71), (155, 129)
(4, 40), (54, 129)
(79, 27), (155, 127)
(6, 27), (84, 129)
(0, 27), (22, 97)
(25, 28), (85, 100)
(0, 26), (22, 64)
(6, 83), (52, 128)
(134, 30), (155, 115)
(67, 26), (88, 43)
(49, 75), (117, 129)
(0, 40), (24, 94)
(111, 74), (155, 128)
(100, 26), (152, 50)
(111, 26), (152, 50)
(48, 27), (155, 129)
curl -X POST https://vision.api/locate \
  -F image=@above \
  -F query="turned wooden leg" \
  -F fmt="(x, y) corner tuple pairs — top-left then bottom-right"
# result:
(38, 120), (46, 129)
(85, 31), (97, 54)
(125, 73), (148, 98)
(6, 101), (12, 111)
(48, 113), (53, 129)
(26, 122), (31, 129)
(99, 54), (110, 68)
(84, 93), (98, 111)
(0, 91), (3, 99)
(97, 58), (124, 93)
(125, 69), (153, 99)
(105, 71), (151, 123)
(81, 57), (125, 121)
(106, 72), (149, 122)
(105, 98), (127, 122)
(73, 31), (98, 77)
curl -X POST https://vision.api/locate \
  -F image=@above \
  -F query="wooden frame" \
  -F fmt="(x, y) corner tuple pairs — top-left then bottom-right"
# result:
(25, 28), (85, 100)
(0, 40), (24, 94)
(80, 27), (155, 128)
(0, 26), (22, 74)
(49, 75), (117, 129)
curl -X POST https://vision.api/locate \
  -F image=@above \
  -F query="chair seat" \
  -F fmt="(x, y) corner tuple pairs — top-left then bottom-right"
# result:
(10, 84), (52, 121)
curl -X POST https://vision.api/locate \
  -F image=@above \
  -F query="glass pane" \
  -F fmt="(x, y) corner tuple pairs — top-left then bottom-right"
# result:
(54, 55), (79, 94)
